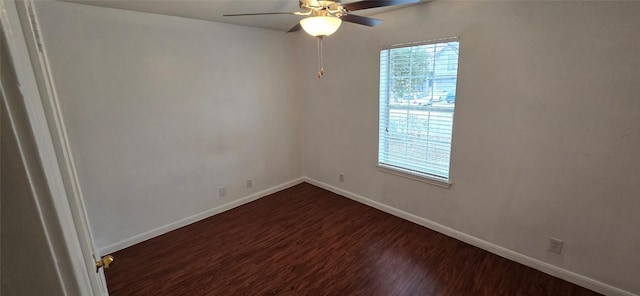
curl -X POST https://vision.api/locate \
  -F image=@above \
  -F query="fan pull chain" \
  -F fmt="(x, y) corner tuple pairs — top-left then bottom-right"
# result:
(317, 36), (324, 78)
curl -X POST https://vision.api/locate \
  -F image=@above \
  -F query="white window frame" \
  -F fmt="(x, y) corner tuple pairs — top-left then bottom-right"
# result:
(377, 37), (460, 188)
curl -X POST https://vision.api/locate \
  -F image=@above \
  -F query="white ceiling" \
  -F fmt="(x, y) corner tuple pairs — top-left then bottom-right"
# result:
(61, 0), (427, 32)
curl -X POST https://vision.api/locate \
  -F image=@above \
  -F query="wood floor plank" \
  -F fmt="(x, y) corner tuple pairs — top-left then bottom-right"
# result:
(105, 183), (601, 296)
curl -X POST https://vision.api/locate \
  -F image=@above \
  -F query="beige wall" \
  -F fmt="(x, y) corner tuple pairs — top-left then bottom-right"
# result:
(299, 1), (640, 294)
(34, 1), (302, 251)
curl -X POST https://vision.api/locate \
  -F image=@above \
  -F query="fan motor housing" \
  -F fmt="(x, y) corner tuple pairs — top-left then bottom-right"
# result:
(301, 0), (346, 17)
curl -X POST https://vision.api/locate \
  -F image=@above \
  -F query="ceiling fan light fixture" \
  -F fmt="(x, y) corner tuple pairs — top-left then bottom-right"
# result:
(300, 16), (342, 37)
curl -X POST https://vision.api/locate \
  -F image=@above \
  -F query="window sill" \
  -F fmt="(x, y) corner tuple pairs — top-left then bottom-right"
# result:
(377, 164), (452, 189)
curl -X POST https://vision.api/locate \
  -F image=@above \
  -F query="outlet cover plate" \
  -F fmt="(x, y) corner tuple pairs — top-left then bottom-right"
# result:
(218, 187), (226, 198)
(548, 238), (564, 254)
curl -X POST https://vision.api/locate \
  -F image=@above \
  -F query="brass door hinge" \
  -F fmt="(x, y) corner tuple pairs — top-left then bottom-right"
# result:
(95, 255), (114, 272)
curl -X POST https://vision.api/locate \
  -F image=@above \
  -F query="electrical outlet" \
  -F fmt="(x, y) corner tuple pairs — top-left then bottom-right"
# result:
(339, 173), (344, 182)
(548, 238), (564, 254)
(218, 187), (226, 198)
(246, 179), (253, 188)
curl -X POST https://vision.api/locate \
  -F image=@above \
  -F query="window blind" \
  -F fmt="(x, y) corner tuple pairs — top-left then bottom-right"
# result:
(378, 38), (460, 181)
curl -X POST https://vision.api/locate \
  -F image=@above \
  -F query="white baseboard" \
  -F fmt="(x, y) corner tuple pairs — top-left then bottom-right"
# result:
(98, 177), (305, 255)
(304, 177), (636, 296)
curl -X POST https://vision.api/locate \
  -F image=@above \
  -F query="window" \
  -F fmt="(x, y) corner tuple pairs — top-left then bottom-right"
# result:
(378, 37), (460, 186)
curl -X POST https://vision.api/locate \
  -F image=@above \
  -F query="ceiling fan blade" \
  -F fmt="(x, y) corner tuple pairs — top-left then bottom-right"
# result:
(287, 23), (303, 33)
(343, 0), (420, 12)
(341, 14), (383, 27)
(223, 12), (298, 17)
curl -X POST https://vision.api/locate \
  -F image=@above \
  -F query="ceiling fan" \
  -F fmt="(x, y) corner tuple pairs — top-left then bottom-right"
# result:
(224, 0), (420, 78)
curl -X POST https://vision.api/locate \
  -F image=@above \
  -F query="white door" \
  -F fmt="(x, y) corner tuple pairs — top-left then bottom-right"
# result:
(1, 1), (110, 295)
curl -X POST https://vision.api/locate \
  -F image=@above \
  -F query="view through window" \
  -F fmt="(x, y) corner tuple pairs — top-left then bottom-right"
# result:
(378, 37), (460, 182)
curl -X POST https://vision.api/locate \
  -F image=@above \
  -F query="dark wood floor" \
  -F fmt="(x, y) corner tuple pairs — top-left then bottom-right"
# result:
(105, 183), (600, 296)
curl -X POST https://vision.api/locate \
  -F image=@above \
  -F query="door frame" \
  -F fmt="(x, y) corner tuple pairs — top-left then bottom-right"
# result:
(1, 1), (107, 295)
